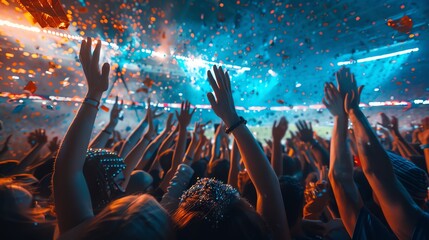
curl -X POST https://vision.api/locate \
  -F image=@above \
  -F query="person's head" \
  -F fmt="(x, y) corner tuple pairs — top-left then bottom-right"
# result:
(207, 159), (229, 183)
(125, 170), (153, 195)
(173, 178), (270, 240)
(83, 149), (126, 214)
(279, 176), (304, 229)
(282, 155), (300, 176)
(81, 194), (174, 240)
(0, 178), (46, 222)
(241, 179), (257, 208)
(189, 158), (208, 187)
(0, 180), (32, 221)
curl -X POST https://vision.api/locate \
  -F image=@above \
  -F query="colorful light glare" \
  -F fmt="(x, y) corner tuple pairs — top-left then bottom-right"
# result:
(337, 48), (419, 66)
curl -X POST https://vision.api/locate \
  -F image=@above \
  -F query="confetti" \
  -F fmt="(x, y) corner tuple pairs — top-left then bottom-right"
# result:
(23, 81), (37, 94)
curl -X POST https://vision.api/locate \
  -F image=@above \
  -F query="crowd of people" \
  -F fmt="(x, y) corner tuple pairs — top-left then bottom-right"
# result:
(0, 38), (428, 240)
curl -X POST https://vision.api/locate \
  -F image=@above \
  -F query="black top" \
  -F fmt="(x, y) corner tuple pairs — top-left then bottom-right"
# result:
(352, 207), (397, 240)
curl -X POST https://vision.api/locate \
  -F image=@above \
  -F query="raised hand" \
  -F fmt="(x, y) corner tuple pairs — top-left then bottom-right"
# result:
(379, 113), (399, 133)
(322, 82), (345, 117)
(79, 37), (110, 99)
(144, 98), (163, 122)
(110, 96), (123, 126)
(335, 69), (364, 114)
(28, 129), (47, 146)
(272, 116), (288, 141)
(175, 100), (196, 129)
(296, 120), (314, 143)
(192, 122), (202, 142)
(207, 65), (240, 127)
(164, 113), (175, 132)
(48, 136), (61, 153)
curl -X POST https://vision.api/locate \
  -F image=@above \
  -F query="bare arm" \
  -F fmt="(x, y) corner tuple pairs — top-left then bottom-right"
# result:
(344, 70), (421, 240)
(296, 120), (330, 167)
(207, 66), (289, 240)
(159, 101), (195, 192)
(182, 122), (202, 165)
(271, 117), (288, 176)
(209, 123), (225, 168)
(135, 113), (174, 170)
(380, 113), (420, 157)
(119, 121), (147, 157)
(53, 38), (110, 233)
(121, 100), (156, 189)
(13, 129), (47, 174)
(90, 96), (123, 149)
(148, 126), (178, 172)
(228, 140), (241, 189)
(323, 82), (362, 237)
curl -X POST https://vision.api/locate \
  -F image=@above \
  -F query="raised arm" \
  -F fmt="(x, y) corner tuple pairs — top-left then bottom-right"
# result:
(271, 116), (288, 176)
(182, 122), (202, 165)
(323, 82), (362, 237)
(28, 136), (61, 171)
(135, 113), (174, 171)
(207, 65), (289, 240)
(296, 120), (330, 167)
(379, 113), (420, 157)
(193, 126), (207, 161)
(121, 99), (156, 188)
(13, 129), (47, 174)
(343, 69), (421, 240)
(148, 125), (178, 172)
(90, 96), (123, 148)
(228, 139), (241, 189)
(53, 38), (110, 233)
(209, 123), (227, 168)
(159, 101), (195, 192)
(118, 103), (162, 157)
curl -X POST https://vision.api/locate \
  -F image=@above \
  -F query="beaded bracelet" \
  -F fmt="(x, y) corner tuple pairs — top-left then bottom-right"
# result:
(83, 97), (100, 109)
(225, 116), (247, 134)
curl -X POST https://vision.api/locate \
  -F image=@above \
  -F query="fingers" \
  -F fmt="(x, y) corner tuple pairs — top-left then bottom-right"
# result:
(207, 92), (217, 107)
(225, 70), (232, 93)
(207, 70), (221, 97)
(357, 85), (364, 99)
(101, 63), (110, 82)
(322, 98), (328, 108)
(91, 40), (102, 73)
(84, 37), (92, 71)
(214, 65), (226, 92)
(79, 39), (88, 72)
(344, 92), (351, 114)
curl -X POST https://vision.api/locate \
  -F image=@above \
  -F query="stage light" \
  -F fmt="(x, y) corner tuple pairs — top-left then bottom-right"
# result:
(337, 47), (419, 66)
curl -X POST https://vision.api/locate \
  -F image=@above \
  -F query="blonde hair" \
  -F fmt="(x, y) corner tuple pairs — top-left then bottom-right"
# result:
(81, 194), (174, 240)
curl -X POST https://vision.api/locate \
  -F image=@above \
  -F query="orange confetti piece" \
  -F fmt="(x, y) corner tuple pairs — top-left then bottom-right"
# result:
(23, 81), (37, 94)
(387, 15), (413, 34)
(100, 105), (109, 112)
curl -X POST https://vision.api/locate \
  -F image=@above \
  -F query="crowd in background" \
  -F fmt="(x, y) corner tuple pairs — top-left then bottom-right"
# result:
(0, 38), (428, 240)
